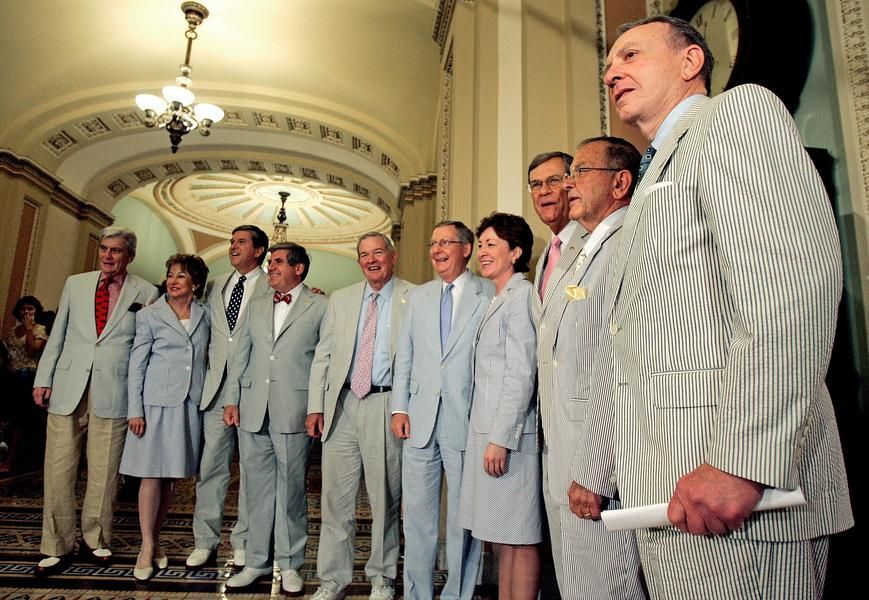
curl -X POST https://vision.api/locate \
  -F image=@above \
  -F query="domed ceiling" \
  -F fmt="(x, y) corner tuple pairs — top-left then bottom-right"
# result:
(0, 0), (445, 285)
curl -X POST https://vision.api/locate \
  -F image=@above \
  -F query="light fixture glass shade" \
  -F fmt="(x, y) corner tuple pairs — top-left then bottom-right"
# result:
(162, 85), (195, 106)
(194, 103), (225, 123)
(135, 94), (168, 113)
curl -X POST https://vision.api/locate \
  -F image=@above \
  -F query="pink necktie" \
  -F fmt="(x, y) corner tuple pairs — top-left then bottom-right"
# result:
(540, 236), (562, 298)
(350, 292), (379, 398)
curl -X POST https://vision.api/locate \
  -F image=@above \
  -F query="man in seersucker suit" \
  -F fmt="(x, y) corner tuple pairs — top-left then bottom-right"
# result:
(391, 220), (493, 600)
(572, 15), (853, 599)
(307, 232), (414, 600)
(186, 224), (270, 570)
(535, 136), (647, 599)
(223, 242), (327, 595)
(32, 226), (158, 576)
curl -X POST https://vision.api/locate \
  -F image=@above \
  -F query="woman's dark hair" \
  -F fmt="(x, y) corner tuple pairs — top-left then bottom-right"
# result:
(13, 295), (43, 320)
(165, 254), (210, 299)
(475, 212), (534, 273)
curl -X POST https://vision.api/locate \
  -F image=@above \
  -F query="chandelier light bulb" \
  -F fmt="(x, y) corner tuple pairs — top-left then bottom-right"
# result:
(135, 94), (168, 114)
(193, 103), (224, 124)
(162, 85), (195, 106)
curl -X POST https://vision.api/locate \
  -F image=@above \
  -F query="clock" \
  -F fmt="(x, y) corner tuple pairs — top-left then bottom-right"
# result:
(670, 0), (812, 114)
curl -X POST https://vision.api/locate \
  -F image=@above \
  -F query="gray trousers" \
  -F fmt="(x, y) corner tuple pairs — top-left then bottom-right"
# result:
(638, 527), (829, 599)
(238, 420), (310, 571)
(316, 388), (402, 592)
(192, 403), (247, 551)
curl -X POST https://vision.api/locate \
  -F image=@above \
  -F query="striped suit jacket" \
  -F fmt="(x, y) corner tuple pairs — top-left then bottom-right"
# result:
(581, 84), (853, 541)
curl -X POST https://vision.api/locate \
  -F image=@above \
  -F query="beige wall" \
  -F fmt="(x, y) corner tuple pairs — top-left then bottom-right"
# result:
(436, 0), (632, 266)
(0, 153), (111, 333)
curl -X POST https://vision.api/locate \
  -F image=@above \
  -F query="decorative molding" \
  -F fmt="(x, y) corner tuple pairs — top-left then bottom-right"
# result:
(596, 0), (609, 135)
(253, 112), (280, 129)
(399, 174), (437, 209)
(0, 150), (112, 226)
(42, 130), (77, 156)
(438, 48), (453, 219)
(836, 0), (869, 214)
(75, 117), (112, 139)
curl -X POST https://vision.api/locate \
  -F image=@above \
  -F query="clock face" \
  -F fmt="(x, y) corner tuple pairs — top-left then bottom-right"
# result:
(689, 0), (739, 95)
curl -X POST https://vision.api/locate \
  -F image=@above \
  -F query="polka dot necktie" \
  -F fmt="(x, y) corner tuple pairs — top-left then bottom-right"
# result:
(637, 145), (657, 182)
(350, 292), (379, 399)
(94, 276), (113, 336)
(225, 275), (246, 331)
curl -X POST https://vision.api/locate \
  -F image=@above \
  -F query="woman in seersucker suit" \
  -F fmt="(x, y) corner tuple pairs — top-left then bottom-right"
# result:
(120, 254), (210, 581)
(459, 212), (541, 600)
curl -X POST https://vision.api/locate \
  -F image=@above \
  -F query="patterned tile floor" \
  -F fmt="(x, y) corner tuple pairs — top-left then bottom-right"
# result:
(0, 448), (498, 599)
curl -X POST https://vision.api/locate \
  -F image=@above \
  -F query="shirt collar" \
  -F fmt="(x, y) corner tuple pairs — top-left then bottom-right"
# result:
(651, 94), (707, 149)
(364, 276), (394, 302)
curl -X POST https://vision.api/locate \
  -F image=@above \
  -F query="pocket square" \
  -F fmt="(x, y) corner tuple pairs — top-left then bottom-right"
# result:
(644, 181), (673, 194)
(565, 285), (587, 301)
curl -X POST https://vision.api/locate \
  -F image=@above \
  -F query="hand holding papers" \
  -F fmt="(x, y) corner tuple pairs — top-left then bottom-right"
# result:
(601, 487), (806, 531)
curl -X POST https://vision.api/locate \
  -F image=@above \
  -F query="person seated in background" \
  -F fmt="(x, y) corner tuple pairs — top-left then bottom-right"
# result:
(2, 296), (48, 465)
(119, 254), (211, 581)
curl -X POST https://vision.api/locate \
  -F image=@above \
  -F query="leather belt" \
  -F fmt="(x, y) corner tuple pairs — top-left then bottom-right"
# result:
(343, 383), (392, 394)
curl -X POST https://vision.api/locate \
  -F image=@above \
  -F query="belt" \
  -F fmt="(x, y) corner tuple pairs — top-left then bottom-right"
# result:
(342, 383), (392, 394)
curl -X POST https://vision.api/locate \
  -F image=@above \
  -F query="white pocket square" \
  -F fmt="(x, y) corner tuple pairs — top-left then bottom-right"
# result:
(644, 181), (673, 194)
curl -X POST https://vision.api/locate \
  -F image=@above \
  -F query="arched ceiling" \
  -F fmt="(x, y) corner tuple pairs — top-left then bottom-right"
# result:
(0, 0), (442, 249)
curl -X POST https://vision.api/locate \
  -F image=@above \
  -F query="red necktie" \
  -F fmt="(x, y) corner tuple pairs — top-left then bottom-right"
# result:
(273, 291), (292, 304)
(95, 277), (113, 335)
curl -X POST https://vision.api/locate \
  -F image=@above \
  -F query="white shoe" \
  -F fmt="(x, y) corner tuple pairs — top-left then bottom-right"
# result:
(310, 586), (345, 600)
(232, 548), (246, 568)
(185, 548), (213, 568)
(280, 568), (303, 594)
(369, 584), (395, 600)
(225, 566), (271, 589)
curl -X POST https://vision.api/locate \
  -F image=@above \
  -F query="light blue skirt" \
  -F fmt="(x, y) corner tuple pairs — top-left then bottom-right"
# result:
(119, 396), (202, 479)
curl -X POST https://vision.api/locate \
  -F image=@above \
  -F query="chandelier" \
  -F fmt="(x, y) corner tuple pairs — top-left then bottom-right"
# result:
(271, 192), (290, 244)
(135, 2), (224, 153)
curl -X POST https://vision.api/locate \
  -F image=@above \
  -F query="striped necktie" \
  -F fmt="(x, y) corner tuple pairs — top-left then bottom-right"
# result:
(637, 145), (657, 182)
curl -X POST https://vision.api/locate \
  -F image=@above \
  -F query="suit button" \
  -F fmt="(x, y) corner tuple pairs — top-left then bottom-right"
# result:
(228, 337), (233, 342)
(185, 366), (191, 371)
(609, 322), (620, 335)
(269, 355), (275, 360)
(265, 378), (270, 383)
(541, 323), (546, 330)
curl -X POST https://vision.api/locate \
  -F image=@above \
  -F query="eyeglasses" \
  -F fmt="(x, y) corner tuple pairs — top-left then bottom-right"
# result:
(563, 166), (621, 182)
(428, 239), (465, 249)
(528, 175), (565, 192)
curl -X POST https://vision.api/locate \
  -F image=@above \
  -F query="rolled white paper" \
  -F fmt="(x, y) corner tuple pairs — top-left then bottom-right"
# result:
(601, 487), (806, 531)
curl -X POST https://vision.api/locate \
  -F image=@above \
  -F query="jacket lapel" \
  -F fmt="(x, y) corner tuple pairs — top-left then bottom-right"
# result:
(610, 97), (709, 313)
(98, 275), (138, 340)
(275, 286), (314, 342)
(541, 227), (587, 312)
(208, 273), (232, 333)
(443, 273), (481, 358)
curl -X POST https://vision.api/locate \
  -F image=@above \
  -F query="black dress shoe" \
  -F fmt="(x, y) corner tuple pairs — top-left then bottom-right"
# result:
(34, 553), (72, 577)
(78, 542), (113, 565)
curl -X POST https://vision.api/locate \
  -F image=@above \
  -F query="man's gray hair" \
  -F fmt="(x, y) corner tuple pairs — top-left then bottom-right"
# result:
(356, 231), (395, 255)
(433, 220), (474, 246)
(99, 226), (137, 258)
(617, 15), (714, 95)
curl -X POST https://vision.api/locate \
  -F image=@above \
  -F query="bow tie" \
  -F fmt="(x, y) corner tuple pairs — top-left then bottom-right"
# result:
(273, 292), (292, 304)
